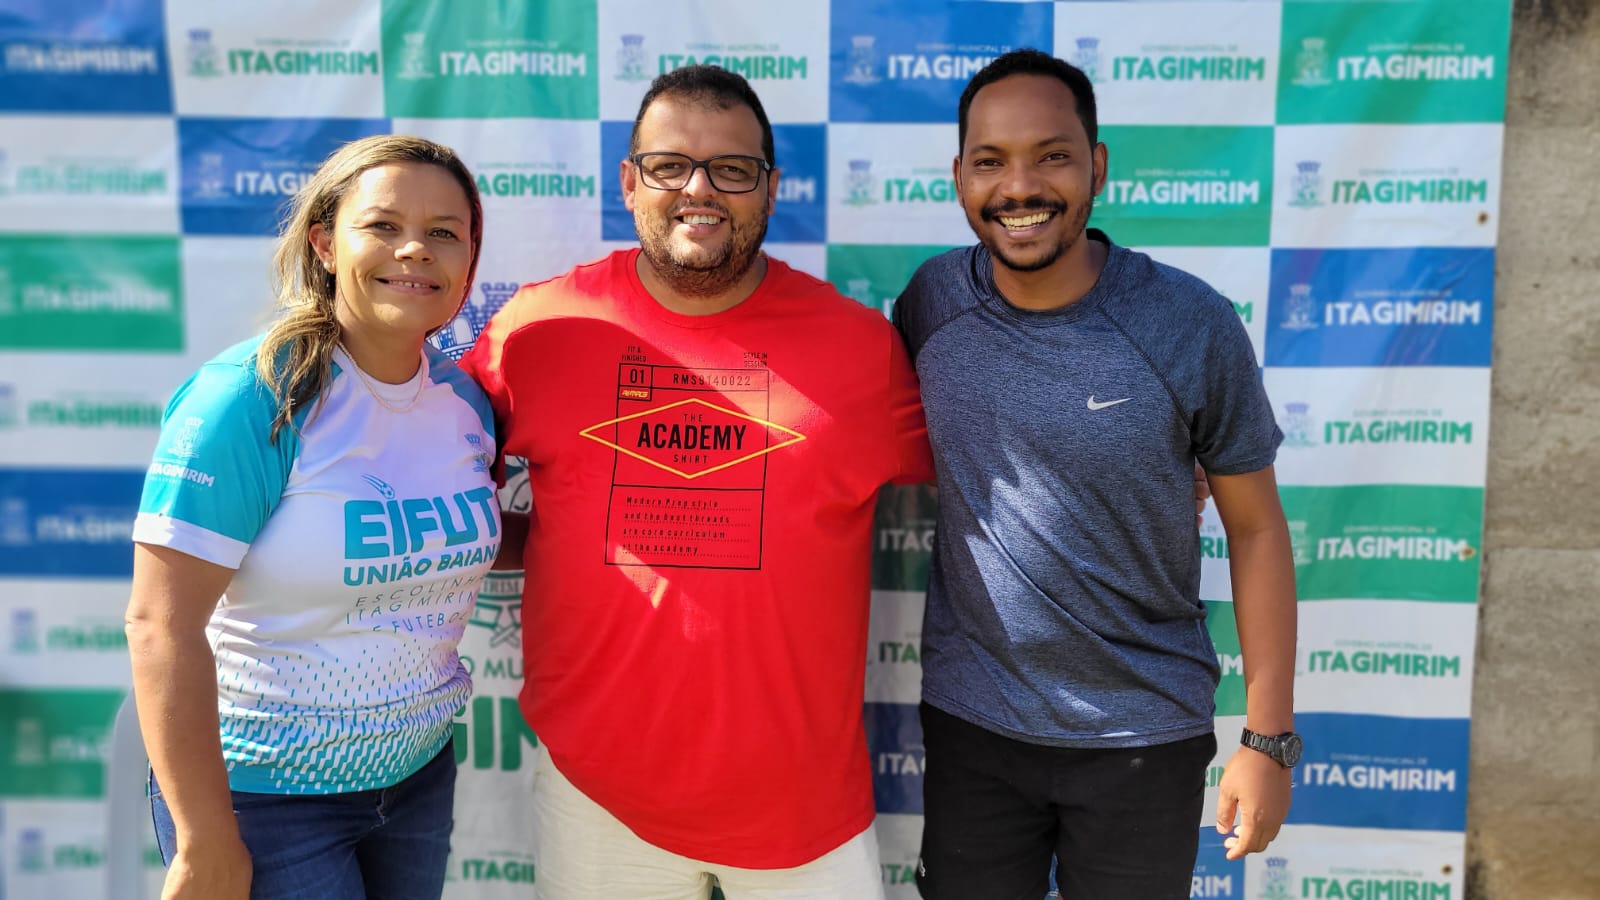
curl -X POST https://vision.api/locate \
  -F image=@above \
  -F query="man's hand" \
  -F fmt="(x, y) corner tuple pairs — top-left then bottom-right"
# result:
(1215, 746), (1292, 859)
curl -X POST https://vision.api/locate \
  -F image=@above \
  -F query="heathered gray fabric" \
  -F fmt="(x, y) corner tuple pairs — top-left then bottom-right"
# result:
(892, 232), (1281, 748)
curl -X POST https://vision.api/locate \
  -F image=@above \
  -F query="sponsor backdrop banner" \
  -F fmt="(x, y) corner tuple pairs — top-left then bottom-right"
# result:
(0, 0), (1507, 897)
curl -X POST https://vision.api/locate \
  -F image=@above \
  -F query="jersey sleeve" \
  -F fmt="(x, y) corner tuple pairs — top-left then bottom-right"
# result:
(890, 277), (918, 352)
(457, 319), (509, 426)
(458, 285), (536, 486)
(1192, 303), (1282, 476)
(132, 361), (299, 569)
(890, 254), (939, 362)
(426, 346), (496, 444)
(885, 321), (935, 485)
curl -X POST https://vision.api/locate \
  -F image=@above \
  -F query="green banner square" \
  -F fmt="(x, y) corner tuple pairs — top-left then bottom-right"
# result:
(0, 235), (184, 352)
(1282, 484), (1484, 603)
(1277, 0), (1511, 124)
(826, 244), (959, 321)
(870, 483), (939, 593)
(1206, 600), (1246, 718)
(1092, 126), (1275, 247)
(0, 688), (123, 799)
(382, 0), (599, 119)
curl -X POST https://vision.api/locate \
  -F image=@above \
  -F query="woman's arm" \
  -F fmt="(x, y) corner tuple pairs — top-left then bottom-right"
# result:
(125, 543), (252, 900)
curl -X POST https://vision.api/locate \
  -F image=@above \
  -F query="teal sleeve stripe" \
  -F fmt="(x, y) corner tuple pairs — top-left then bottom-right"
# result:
(138, 336), (302, 546)
(426, 344), (497, 442)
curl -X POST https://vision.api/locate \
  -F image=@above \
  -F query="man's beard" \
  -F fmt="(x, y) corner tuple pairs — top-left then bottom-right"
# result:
(636, 201), (770, 297)
(973, 197), (1089, 274)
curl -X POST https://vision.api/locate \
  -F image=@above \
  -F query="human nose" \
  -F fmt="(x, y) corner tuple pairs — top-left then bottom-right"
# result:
(680, 161), (719, 196)
(395, 233), (434, 262)
(998, 162), (1044, 200)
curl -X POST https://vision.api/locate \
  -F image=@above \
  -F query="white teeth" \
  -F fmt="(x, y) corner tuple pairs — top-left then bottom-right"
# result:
(998, 213), (1051, 229)
(386, 279), (430, 289)
(681, 214), (721, 225)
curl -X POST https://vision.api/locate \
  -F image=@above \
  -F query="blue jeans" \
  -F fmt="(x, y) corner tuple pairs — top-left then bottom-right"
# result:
(151, 740), (456, 900)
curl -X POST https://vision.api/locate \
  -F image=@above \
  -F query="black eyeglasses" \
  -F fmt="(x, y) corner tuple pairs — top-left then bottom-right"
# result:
(630, 152), (771, 194)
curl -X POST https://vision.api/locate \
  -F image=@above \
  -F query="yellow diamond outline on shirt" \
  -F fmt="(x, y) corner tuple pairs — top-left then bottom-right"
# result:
(579, 397), (807, 480)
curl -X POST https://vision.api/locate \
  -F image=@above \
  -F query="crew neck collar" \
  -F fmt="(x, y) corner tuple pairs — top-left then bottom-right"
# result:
(975, 229), (1122, 325)
(621, 248), (780, 329)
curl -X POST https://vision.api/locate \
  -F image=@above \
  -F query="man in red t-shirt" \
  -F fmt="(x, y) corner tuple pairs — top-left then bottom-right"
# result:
(460, 65), (931, 898)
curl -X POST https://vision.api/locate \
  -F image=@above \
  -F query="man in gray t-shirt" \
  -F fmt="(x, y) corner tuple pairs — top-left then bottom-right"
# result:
(892, 50), (1300, 900)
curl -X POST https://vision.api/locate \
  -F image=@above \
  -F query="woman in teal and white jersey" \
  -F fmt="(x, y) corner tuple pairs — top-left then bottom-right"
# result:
(126, 134), (501, 900)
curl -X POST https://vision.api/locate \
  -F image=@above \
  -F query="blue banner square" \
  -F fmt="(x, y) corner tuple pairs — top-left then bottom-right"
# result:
(0, 468), (143, 578)
(179, 117), (390, 236)
(0, 0), (172, 113)
(864, 701), (924, 816)
(1287, 712), (1471, 832)
(1265, 247), (1494, 367)
(830, 0), (1053, 123)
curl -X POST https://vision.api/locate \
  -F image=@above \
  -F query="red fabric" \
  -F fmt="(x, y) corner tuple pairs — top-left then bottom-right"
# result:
(460, 250), (932, 868)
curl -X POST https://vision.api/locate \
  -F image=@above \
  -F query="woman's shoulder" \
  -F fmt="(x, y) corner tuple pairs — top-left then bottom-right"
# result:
(167, 334), (281, 420)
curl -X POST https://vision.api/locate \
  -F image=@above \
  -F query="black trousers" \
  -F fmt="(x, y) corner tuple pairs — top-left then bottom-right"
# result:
(916, 702), (1216, 900)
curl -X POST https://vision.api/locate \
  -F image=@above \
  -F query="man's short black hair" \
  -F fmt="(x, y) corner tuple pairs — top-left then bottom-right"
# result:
(629, 65), (777, 167)
(958, 49), (1098, 153)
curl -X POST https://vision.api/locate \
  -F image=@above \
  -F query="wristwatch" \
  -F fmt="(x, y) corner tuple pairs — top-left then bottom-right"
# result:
(1240, 727), (1303, 768)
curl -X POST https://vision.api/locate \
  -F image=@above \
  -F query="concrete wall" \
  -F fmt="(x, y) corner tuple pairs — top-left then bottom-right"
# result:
(1467, 1), (1600, 897)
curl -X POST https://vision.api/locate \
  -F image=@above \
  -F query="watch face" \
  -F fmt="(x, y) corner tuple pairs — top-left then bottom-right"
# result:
(1280, 733), (1304, 767)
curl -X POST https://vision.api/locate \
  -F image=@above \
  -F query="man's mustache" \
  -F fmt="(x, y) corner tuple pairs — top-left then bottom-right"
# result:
(979, 198), (1066, 221)
(670, 200), (733, 218)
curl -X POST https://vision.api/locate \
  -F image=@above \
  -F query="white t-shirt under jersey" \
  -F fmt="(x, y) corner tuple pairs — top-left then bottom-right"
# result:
(133, 337), (500, 794)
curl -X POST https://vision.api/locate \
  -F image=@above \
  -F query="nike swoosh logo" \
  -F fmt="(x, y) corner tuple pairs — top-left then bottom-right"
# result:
(1087, 396), (1132, 411)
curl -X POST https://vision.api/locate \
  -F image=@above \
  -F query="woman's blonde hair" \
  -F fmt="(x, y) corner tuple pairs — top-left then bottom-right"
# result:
(256, 134), (484, 442)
